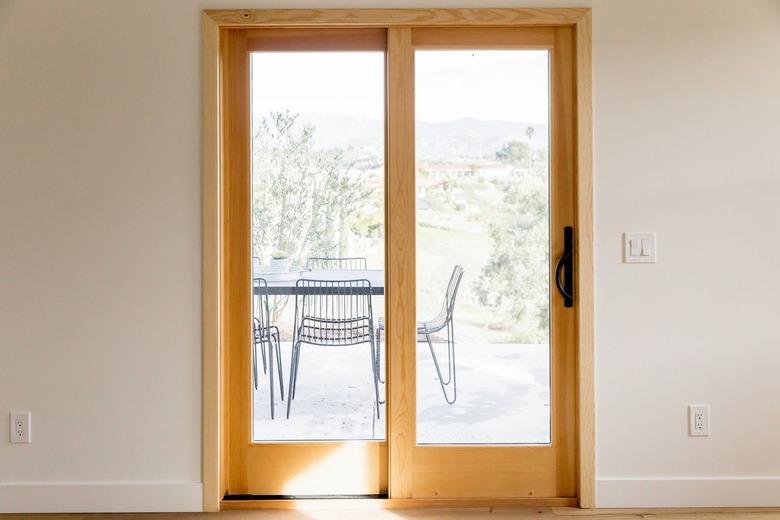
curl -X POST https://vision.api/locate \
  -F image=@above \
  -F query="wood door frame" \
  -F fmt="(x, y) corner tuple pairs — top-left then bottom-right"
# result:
(202, 8), (594, 512)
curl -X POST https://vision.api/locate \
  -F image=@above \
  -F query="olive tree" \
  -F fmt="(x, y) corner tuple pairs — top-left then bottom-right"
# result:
(252, 111), (370, 267)
(474, 131), (550, 343)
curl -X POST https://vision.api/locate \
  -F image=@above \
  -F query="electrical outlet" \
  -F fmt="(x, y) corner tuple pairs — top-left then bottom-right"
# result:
(688, 405), (710, 437)
(9, 412), (31, 443)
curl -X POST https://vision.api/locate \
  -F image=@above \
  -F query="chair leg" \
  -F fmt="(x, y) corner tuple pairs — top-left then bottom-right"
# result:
(446, 321), (457, 403)
(286, 342), (299, 419)
(437, 334), (452, 386)
(291, 341), (302, 400)
(369, 337), (381, 418)
(374, 330), (385, 406)
(273, 333), (284, 401)
(376, 328), (385, 384)
(424, 328), (457, 405)
(268, 338), (275, 420)
(444, 336), (452, 385)
(260, 335), (268, 374)
(252, 341), (258, 390)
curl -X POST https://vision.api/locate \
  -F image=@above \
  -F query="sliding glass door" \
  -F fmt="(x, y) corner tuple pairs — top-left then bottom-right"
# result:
(222, 28), (388, 496)
(222, 25), (577, 500)
(396, 27), (578, 498)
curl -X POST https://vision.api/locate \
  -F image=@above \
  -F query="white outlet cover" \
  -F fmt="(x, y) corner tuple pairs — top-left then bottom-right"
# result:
(688, 405), (710, 437)
(10, 412), (31, 443)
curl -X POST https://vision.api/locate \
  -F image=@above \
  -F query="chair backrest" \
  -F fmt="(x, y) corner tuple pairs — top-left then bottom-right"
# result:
(293, 279), (374, 347)
(418, 266), (464, 335)
(253, 278), (272, 341)
(306, 257), (367, 270)
(444, 265), (465, 318)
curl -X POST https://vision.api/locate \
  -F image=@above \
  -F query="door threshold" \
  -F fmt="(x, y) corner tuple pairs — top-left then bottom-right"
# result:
(224, 494), (387, 500)
(221, 496), (578, 510)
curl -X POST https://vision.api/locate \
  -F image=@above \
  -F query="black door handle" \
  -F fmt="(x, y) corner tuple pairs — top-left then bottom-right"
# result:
(555, 226), (574, 308)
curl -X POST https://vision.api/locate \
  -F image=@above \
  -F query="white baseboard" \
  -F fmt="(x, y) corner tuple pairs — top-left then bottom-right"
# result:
(597, 477), (780, 508)
(0, 482), (203, 513)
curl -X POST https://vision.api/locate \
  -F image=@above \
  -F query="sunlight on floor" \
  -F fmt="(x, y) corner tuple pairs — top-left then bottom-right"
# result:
(294, 510), (404, 520)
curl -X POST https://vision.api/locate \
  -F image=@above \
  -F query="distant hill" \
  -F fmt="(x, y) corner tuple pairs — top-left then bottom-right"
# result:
(296, 113), (548, 160)
(417, 117), (548, 161)
(298, 113), (383, 150)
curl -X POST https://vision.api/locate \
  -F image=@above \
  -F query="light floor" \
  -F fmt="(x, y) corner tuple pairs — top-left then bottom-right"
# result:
(4, 508), (780, 519)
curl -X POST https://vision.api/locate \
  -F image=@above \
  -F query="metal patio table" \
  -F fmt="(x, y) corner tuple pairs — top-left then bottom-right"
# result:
(252, 269), (384, 296)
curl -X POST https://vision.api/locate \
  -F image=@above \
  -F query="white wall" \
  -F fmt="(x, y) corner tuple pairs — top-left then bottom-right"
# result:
(0, 0), (204, 512)
(592, 0), (780, 507)
(1, 0), (779, 512)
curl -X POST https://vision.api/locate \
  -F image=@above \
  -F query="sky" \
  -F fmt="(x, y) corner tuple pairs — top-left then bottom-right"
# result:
(251, 50), (550, 124)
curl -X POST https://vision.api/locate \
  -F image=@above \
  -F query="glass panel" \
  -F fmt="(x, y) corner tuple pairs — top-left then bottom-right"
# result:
(415, 50), (551, 444)
(251, 52), (386, 441)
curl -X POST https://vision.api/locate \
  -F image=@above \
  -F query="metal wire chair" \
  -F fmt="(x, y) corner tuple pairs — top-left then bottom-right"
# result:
(306, 257), (368, 270)
(253, 278), (284, 419)
(286, 278), (381, 419)
(377, 265), (464, 404)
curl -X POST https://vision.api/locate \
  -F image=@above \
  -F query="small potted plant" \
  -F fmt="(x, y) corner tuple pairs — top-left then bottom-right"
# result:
(269, 250), (290, 273)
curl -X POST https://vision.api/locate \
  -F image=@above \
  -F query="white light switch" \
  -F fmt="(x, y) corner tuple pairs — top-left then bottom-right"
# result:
(624, 232), (656, 263)
(629, 238), (641, 256)
(641, 238), (653, 257)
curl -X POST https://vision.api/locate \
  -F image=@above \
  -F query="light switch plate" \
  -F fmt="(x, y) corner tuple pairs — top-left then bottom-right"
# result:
(624, 232), (656, 263)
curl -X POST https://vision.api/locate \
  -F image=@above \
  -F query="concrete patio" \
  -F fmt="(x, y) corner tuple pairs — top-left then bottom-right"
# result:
(252, 341), (550, 444)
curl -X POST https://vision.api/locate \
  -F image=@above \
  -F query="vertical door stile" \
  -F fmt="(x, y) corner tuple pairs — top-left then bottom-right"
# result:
(386, 26), (416, 499)
(551, 25), (578, 498)
(223, 28), (251, 495)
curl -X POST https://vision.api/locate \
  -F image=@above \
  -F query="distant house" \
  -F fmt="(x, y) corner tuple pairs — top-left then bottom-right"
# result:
(423, 162), (519, 179)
